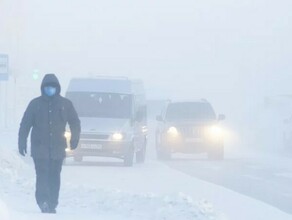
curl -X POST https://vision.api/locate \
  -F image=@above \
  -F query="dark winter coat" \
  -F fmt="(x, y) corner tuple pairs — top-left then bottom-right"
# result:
(18, 74), (81, 159)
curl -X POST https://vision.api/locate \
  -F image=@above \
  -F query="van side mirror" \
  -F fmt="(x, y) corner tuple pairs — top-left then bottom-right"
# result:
(218, 114), (226, 121)
(156, 115), (163, 121)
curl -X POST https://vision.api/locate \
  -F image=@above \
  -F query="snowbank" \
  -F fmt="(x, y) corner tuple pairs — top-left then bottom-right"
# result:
(0, 144), (220, 220)
(0, 145), (28, 182)
(61, 184), (218, 220)
(0, 199), (10, 220)
(0, 145), (26, 220)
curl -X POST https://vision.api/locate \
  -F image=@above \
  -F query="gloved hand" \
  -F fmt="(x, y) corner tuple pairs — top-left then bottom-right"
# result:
(19, 145), (27, 156)
(70, 139), (79, 150)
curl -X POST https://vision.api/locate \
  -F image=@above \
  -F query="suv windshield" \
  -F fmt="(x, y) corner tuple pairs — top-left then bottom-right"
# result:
(66, 92), (132, 119)
(165, 102), (216, 121)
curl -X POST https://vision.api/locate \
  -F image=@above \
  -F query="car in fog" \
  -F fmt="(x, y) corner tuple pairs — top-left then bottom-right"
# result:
(65, 76), (147, 166)
(155, 99), (225, 160)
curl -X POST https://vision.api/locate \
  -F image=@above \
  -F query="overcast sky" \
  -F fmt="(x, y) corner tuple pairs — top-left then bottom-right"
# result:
(0, 0), (291, 104)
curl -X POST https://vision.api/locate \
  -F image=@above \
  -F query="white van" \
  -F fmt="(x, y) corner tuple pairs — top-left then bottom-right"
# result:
(65, 77), (147, 166)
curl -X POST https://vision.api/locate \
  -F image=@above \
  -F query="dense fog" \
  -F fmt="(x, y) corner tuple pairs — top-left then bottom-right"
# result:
(1, 1), (292, 219)
(1, 0), (292, 152)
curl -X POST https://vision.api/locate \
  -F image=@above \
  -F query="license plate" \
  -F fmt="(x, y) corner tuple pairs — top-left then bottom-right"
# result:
(81, 143), (102, 149)
(192, 128), (200, 137)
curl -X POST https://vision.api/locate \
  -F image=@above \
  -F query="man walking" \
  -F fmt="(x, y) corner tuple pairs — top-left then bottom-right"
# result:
(18, 74), (81, 213)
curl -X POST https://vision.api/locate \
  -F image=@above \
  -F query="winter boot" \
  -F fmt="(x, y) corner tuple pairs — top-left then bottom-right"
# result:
(48, 208), (56, 214)
(40, 202), (50, 213)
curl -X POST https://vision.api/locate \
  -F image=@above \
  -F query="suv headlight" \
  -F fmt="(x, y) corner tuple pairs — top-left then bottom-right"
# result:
(167, 126), (179, 137)
(206, 125), (223, 139)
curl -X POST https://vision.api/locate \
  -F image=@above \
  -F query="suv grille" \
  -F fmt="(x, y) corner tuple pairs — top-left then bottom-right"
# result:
(81, 133), (110, 140)
(179, 126), (203, 138)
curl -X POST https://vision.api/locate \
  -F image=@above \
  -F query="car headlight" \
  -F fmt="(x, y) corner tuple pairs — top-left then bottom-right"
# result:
(206, 125), (223, 139)
(112, 132), (124, 141)
(167, 126), (179, 137)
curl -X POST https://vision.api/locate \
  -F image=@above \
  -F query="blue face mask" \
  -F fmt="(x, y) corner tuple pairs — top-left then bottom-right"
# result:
(44, 86), (57, 97)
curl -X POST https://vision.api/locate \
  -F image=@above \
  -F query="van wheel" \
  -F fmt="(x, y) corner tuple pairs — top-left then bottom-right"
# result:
(136, 141), (146, 163)
(74, 156), (83, 162)
(124, 145), (135, 167)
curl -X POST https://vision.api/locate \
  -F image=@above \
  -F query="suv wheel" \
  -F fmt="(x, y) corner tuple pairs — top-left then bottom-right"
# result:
(156, 135), (171, 160)
(208, 144), (224, 160)
(157, 149), (171, 160)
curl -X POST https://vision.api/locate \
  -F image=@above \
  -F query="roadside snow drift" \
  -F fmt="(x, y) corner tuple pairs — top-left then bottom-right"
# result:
(0, 199), (10, 220)
(0, 145), (220, 220)
(61, 183), (217, 220)
(0, 145), (27, 181)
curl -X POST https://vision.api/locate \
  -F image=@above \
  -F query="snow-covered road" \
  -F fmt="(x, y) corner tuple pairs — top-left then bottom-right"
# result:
(165, 154), (292, 215)
(1, 128), (292, 220)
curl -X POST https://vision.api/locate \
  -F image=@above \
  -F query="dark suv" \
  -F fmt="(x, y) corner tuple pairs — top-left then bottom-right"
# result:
(155, 100), (225, 160)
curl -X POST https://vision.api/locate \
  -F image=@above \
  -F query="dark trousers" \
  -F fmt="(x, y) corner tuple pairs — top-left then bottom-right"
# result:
(33, 158), (63, 210)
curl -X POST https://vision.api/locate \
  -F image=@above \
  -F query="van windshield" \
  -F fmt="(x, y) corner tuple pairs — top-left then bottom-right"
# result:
(66, 92), (132, 119)
(165, 102), (216, 121)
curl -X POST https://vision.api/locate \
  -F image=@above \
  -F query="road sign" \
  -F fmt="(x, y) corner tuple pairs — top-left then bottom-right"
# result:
(0, 54), (9, 81)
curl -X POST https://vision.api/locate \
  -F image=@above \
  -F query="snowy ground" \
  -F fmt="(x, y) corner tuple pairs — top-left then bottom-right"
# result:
(1, 127), (292, 220)
(0, 142), (221, 220)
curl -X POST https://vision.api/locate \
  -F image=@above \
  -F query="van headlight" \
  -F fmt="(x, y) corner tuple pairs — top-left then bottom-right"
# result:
(65, 147), (72, 152)
(112, 132), (124, 141)
(167, 126), (179, 137)
(64, 131), (71, 139)
(206, 125), (223, 139)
